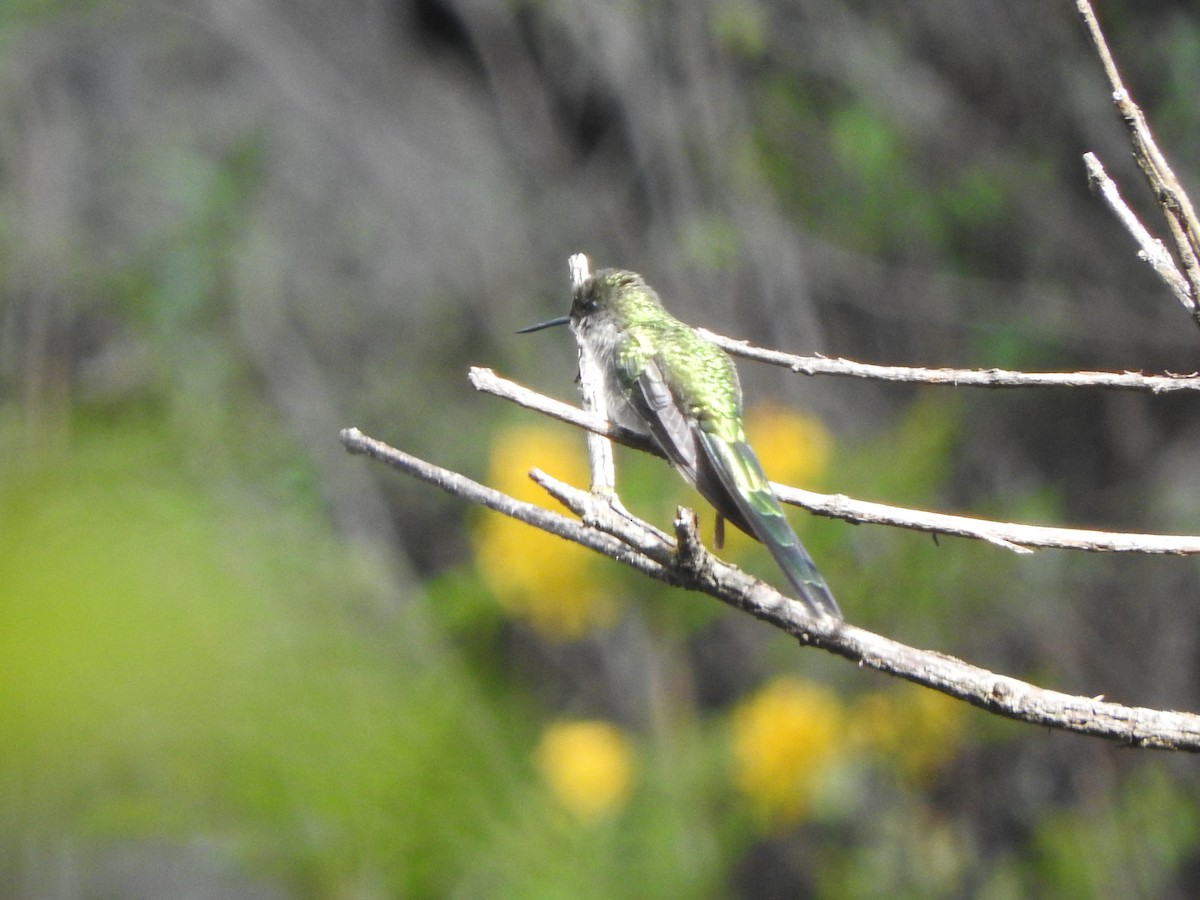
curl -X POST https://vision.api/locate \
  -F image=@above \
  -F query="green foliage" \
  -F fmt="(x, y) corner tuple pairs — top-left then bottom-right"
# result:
(678, 212), (742, 273)
(1157, 15), (1200, 168)
(710, 0), (768, 60)
(474, 724), (732, 899)
(0, 411), (535, 897)
(1024, 765), (1200, 898)
(755, 82), (1009, 265)
(854, 393), (962, 506)
(127, 133), (266, 335)
(0, 0), (98, 34)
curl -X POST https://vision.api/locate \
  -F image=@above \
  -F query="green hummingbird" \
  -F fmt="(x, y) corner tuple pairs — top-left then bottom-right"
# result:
(519, 267), (842, 619)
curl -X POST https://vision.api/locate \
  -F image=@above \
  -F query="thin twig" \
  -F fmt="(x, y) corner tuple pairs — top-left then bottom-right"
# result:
(340, 426), (675, 582)
(469, 366), (1200, 556)
(774, 484), (1200, 555)
(696, 332), (1200, 392)
(567, 252), (621, 495)
(340, 426), (1200, 751)
(1084, 153), (1193, 309)
(1076, 0), (1200, 321)
(469, 366), (662, 456)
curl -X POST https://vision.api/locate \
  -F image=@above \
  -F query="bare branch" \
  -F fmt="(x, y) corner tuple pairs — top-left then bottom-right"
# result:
(774, 484), (1200, 556)
(1076, 0), (1200, 322)
(469, 366), (661, 456)
(470, 366), (1200, 556)
(340, 426), (675, 582)
(697, 332), (1200, 393)
(340, 426), (1200, 751)
(1084, 153), (1193, 310)
(566, 252), (621, 495)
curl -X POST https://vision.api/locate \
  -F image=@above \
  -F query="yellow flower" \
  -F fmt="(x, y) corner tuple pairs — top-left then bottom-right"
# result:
(850, 687), (967, 786)
(535, 720), (635, 823)
(896, 688), (967, 784)
(744, 404), (832, 489)
(731, 677), (844, 826)
(473, 424), (617, 639)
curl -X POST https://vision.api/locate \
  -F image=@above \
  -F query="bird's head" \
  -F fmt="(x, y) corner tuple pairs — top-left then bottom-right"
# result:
(518, 268), (656, 335)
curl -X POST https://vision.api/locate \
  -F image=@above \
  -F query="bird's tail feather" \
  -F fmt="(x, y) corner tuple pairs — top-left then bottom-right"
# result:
(698, 433), (843, 619)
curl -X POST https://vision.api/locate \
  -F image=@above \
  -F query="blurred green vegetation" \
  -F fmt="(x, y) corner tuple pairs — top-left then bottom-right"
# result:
(0, 409), (524, 897)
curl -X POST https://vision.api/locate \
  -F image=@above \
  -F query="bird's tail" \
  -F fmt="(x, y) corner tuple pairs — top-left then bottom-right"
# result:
(758, 516), (843, 620)
(698, 433), (843, 619)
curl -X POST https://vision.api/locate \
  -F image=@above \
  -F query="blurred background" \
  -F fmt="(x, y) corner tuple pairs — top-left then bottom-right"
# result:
(3, 0), (1200, 896)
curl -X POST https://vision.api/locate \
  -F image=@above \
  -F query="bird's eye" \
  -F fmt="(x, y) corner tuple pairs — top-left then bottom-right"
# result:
(575, 286), (598, 313)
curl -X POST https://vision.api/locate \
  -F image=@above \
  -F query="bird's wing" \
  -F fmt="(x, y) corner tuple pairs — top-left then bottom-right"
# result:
(624, 357), (753, 533)
(624, 357), (699, 479)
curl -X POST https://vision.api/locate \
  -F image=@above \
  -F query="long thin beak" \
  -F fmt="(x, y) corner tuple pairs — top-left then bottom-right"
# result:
(516, 315), (570, 334)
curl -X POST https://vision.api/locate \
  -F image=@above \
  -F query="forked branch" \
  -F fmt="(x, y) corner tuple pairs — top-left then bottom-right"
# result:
(341, 425), (1200, 751)
(468, 366), (1200, 556)
(1076, 0), (1200, 323)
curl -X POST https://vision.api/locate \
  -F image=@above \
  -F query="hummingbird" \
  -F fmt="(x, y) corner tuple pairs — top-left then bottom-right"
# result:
(519, 267), (842, 620)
